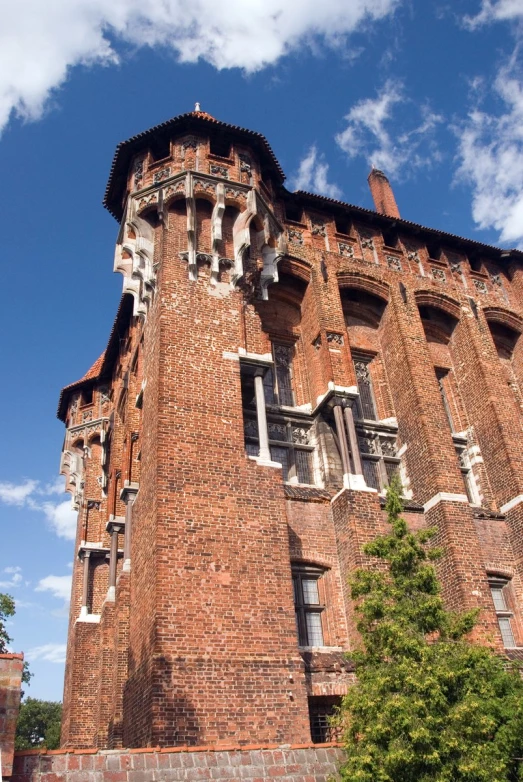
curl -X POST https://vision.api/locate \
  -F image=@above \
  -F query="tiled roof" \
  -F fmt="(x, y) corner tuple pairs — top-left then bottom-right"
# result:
(103, 111), (285, 220)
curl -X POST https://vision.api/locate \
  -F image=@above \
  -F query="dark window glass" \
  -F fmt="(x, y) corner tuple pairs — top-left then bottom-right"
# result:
(274, 344), (295, 406)
(335, 215), (351, 234)
(361, 458), (381, 491)
(353, 358), (377, 420)
(285, 202), (303, 222)
(209, 136), (231, 157)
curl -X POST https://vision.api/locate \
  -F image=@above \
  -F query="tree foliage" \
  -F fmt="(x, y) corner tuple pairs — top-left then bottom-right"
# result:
(15, 698), (62, 750)
(0, 592), (31, 685)
(339, 479), (523, 782)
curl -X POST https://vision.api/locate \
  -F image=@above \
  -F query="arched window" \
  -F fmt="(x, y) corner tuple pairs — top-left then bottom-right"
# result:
(342, 287), (401, 493)
(418, 302), (481, 505)
(241, 273), (315, 485)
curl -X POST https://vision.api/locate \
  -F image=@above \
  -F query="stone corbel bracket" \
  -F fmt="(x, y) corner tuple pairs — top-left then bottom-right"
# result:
(114, 198), (157, 317)
(126, 172), (285, 297)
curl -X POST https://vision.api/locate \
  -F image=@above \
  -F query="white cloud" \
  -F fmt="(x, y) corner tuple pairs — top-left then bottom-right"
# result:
(0, 477), (77, 540)
(291, 145), (342, 199)
(36, 574), (72, 602)
(455, 58), (523, 247)
(465, 0), (523, 27)
(0, 566), (23, 589)
(0, 0), (400, 134)
(0, 479), (38, 506)
(38, 501), (78, 541)
(335, 81), (443, 178)
(26, 643), (67, 664)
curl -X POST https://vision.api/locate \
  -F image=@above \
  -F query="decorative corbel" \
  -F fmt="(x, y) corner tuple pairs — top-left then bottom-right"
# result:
(185, 173), (197, 281)
(211, 182), (226, 285)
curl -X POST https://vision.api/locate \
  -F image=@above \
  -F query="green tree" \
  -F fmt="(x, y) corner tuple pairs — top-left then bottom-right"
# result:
(0, 592), (31, 685)
(15, 699), (62, 750)
(339, 479), (523, 782)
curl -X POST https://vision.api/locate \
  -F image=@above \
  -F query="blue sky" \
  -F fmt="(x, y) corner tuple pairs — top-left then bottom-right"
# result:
(1, 0), (522, 703)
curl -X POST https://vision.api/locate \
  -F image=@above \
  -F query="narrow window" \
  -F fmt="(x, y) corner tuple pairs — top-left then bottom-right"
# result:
(382, 228), (399, 249)
(292, 566), (325, 647)
(272, 343), (295, 407)
(426, 239), (441, 260)
(335, 215), (351, 235)
(436, 368), (455, 432)
(353, 357), (377, 421)
(489, 578), (517, 648)
(209, 136), (231, 158)
(285, 202), (303, 223)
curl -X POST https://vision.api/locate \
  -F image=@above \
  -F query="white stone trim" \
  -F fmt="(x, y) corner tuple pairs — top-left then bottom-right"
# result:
(248, 456), (282, 469)
(423, 492), (469, 513)
(500, 494), (523, 514)
(76, 610), (101, 624)
(331, 477), (378, 504)
(223, 350), (274, 362)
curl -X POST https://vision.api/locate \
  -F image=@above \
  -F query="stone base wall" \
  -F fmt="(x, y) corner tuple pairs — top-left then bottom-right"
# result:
(10, 744), (344, 782)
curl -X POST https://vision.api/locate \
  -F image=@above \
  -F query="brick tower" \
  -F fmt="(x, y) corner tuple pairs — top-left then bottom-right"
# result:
(58, 108), (523, 750)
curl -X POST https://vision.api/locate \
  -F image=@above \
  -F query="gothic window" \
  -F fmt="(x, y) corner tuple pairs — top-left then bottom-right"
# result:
(357, 431), (400, 493)
(244, 417), (314, 484)
(353, 357), (377, 421)
(435, 368), (480, 504)
(489, 577), (518, 648)
(263, 342), (295, 407)
(352, 355), (399, 492)
(292, 566), (325, 647)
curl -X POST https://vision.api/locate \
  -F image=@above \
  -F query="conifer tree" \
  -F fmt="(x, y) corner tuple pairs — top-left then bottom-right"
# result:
(339, 479), (523, 782)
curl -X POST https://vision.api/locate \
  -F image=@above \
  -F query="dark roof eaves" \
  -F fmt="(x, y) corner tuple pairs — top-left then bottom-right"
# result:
(103, 112), (285, 220)
(292, 189), (523, 259)
(56, 294), (134, 422)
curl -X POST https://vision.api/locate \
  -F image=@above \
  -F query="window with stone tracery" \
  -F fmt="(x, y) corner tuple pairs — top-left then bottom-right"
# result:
(352, 355), (400, 492)
(244, 415), (314, 484)
(262, 342), (295, 407)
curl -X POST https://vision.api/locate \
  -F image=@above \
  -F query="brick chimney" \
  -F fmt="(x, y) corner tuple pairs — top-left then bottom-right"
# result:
(368, 168), (400, 218)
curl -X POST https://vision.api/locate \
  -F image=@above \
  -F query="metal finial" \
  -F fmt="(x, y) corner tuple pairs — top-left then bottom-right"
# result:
(195, 102), (201, 112)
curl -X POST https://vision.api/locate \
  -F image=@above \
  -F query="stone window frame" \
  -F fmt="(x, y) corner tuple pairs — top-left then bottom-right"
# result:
(263, 341), (296, 407)
(352, 353), (401, 493)
(488, 575), (519, 649)
(435, 367), (481, 506)
(244, 413), (315, 486)
(292, 564), (326, 648)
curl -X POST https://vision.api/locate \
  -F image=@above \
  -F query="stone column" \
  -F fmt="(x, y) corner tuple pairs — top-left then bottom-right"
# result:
(79, 550), (91, 619)
(254, 368), (271, 462)
(121, 482), (139, 573)
(344, 404), (363, 475)
(106, 519), (125, 602)
(333, 403), (350, 477)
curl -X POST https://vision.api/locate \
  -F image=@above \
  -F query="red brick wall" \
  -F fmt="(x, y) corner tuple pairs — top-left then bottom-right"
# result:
(57, 115), (523, 751)
(0, 653), (24, 777)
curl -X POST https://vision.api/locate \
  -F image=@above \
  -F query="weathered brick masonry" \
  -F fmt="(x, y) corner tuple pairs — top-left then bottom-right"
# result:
(0, 653), (24, 777)
(11, 744), (344, 782)
(55, 108), (523, 753)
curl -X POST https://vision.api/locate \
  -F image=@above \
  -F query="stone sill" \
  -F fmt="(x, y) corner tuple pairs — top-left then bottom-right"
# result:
(15, 740), (343, 756)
